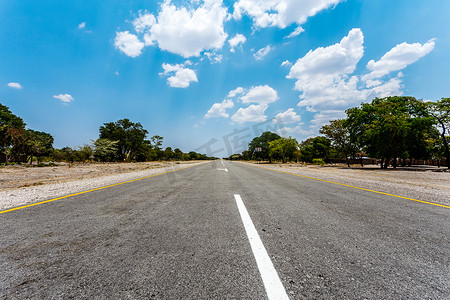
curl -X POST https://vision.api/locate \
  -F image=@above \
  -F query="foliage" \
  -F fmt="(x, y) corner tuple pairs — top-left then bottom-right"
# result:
(248, 131), (281, 162)
(93, 139), (119, 162)
(345, 96), (435, 168)
(26, 129), (54, 164)
(312, 158), (325, 165)
(427, 98), (450, 168)
(320, 119), (356, 167)
(99, 118), (149, 161)
(268, 137), (299, 162)
(0, 103), (26, 162)
(299, 136), (331, 163)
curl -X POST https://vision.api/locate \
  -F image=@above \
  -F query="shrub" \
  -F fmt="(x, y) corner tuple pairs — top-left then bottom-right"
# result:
(312, 158), (325, 165)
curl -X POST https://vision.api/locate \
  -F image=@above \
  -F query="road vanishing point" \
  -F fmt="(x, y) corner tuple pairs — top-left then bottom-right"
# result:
(1, 161), (449, 299)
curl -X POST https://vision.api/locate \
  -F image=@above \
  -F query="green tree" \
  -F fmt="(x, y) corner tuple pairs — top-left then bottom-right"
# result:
(427, 98), (450, 168)
(174, 148), (183, 160)
(93, 138), (119, 162)
(299, 137), (331, 163)
(0, 104), (26, 163)
(268, 137), (299, 162)
(345, 96), (433, 169)
(320, 119), (356, 167)
(26, 129), (54, 164)
(164, 147), (174, 160)
(99, 118), (149, 161)
(248, 131), (281, 163)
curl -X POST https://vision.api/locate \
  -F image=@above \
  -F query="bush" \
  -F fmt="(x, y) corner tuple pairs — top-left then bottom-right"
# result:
(312, 158), (325, 165)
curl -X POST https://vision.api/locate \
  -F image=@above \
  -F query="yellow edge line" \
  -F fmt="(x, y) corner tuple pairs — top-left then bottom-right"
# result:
(241, 162), (450, 209)
(0, 164), (201, 215)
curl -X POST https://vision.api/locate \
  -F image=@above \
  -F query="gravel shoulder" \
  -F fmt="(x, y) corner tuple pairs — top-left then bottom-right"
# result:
(240, 162), (450, 207)
(0, 161), (206, 211)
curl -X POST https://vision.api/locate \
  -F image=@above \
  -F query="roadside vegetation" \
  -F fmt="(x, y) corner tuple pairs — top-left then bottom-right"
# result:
(228, 96), (450, 169)
(1, 103), (214, 165)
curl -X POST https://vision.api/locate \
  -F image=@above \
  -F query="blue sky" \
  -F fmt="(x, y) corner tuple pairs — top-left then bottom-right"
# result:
(1, 0), (449, 157)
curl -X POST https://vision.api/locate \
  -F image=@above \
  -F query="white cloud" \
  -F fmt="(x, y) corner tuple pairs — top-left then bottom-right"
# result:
(231, 104), (268, 123)
(133, 12), (156, 33)
(275, 108), (301, 124)
(78, 22), (86, 29)
(287, 28), (366, 110)
(254, 45), (273, 60)
(283, 124), (315, 136)
(53, 94), (74, 103)
(286, 26), (304, 38)
(160, 63), (198, 88)
(229, 33), (246, 52)
(241, 85), (278, 105)
(114, 31), (145, 57)
(233, 0), (342, 29)
(7, 82), (22, 89)
(309, 110), (346, 130)
(281, 60), (292, 67)
(135, 1), (228, 58)
(363, 39), (435, 81)
(205, 99), (234, 118)
(204, 51), (223, 63)
(227, 87), (244, 98)
(286, 28), (431, 115)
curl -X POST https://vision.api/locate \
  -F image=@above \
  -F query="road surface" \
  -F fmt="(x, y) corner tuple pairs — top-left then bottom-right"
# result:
(1, 161), (449, 299)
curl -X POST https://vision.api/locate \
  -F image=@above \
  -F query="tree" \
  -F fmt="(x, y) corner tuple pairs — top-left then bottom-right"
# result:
(93, 138), (119, 162)
(174, 148), (183, 160)
(26, 129), (54, 164)
(320, 119), (357, 167)
(0, 104), (26, 163)
(248, 131), (281, 162)
(268, 137), (299, 162)
(99, 118), (149, 161)
(299, 136), (331, 163)
(427, 98), (450, 168)
(164, 147), (174, 160)
(345, 96), (433, 169)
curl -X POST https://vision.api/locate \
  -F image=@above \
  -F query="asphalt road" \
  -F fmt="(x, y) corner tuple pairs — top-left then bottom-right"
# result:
(1, 161), (449, 299)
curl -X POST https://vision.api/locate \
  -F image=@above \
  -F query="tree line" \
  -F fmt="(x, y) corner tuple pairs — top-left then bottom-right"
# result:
(228, 96), (450, 169)
(1, 104), (214, 164)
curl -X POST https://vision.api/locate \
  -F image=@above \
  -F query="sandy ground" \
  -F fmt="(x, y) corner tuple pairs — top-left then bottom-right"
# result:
(0, 161), (199, 190)
(0, 161), (205, 211)
(242, 162), (450, 207)
(1, 161), (449, 211)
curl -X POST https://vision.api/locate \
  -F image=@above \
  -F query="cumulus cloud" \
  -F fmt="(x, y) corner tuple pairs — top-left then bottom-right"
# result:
(275, 108), (301, 124)
(129, 1), (228, 58)
(363, 39), (435, 81)
(254, 45), (273, 60)
(241, 85), (278, 105)
(228, 87), (245, 98)
(285, 28), (434, 131)
(287, 28), (368, 110)
(233, 0), (342, 29)
(205, 99), (235, 118)
(132, 12), (156, 33)
(53, 94), (74, 103)
(281, 60), (292, 67)
(229, 33), (247, 52)
(231, 104), (268, 123)
(7, 82), (22, 89)
(114, 31), (145, 57)
(160, 63), (198, 88)
(286, 26), (305, 38)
